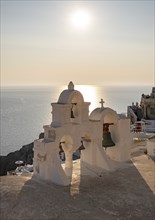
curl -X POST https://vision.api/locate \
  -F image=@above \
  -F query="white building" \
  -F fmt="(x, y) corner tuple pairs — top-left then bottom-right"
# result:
(33, 82), (131, 186)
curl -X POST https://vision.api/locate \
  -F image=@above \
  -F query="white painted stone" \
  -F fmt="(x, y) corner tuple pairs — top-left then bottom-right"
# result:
(33, 82), (132, 186)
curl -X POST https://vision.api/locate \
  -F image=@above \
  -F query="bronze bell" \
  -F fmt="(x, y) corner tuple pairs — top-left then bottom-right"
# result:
(59, 142), (65, 153)
(70, 108), (75, 118)
(102, 131), (115, 148)
(70, 103), (77, 118)
(78, 140), (85, 151)
(102, 123), (115, 149)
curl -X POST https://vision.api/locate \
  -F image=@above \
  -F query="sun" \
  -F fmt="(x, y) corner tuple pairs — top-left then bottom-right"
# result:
(70, 9), (91, 30)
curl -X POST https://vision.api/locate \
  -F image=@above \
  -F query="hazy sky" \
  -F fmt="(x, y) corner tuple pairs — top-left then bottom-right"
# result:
(1, 0), (154, 86)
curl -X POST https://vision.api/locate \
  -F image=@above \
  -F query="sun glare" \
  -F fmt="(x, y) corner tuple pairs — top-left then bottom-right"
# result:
(75, 85), (98, 112)
(70, 9), (91, 29)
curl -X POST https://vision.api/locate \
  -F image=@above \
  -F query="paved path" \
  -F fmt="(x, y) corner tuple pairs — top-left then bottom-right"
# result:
(1, 143), (155, 220)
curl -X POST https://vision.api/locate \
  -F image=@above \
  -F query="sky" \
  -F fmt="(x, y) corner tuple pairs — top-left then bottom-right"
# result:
(1, 0), (154, 86)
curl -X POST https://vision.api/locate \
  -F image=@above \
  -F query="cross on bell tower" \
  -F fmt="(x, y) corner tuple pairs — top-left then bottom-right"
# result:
(100, 99), (105, 108)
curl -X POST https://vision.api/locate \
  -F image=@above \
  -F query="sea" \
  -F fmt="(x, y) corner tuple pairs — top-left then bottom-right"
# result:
(1, 84), (152, 156)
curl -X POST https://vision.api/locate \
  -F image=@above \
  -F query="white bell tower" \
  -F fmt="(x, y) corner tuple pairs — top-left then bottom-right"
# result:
(51, 82), (90, 127)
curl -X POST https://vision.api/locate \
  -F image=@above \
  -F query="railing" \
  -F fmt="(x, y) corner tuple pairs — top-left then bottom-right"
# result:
(131, 121), (146, 133)
(131, 121), (155, 134)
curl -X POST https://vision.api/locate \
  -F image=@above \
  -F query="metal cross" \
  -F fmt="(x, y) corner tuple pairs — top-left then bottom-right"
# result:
(100, 99), (105, 108)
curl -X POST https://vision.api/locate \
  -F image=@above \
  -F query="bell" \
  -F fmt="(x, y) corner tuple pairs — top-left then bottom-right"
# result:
(102, 123), (115, 149)
(78, 140), (85, 151)
(71, 103), (77, 118)
(102, 131), (115, 149)
(59, 142), (64, 153)
(71, 108), (75, 118)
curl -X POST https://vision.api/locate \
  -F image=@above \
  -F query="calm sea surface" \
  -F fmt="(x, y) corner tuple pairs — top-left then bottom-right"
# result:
(1, 85), (151, 155)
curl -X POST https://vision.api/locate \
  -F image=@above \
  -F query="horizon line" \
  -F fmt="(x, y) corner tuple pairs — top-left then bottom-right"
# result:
(1, 83), (154, 88)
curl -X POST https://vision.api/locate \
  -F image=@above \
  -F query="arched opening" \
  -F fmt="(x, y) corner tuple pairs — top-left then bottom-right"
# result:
(58, 134), (75, 180)
(78, 133), (92, 165)
(59, 134), (81, 162)
(103, 113), (118, 125)
(59, 134), (73, 159)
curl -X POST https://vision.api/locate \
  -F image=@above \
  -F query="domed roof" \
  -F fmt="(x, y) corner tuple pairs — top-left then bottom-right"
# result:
(89, 107), (118, 121)
(58, 81), (84, 104)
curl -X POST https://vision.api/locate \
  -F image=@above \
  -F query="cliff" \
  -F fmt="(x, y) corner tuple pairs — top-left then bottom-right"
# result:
(0, 142), (34, 176)
(0, 133), (44, 176)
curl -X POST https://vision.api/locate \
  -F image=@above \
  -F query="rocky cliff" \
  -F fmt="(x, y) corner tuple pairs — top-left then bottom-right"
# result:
(0, 133), (44, 176)
(0, 142), (34, 176)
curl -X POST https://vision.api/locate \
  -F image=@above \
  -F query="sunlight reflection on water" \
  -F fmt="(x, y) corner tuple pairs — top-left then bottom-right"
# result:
(75, 85), (125, 113)
(75, 85), (99, 112)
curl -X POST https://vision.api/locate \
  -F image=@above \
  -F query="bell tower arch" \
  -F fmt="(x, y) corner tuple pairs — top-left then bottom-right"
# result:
(51, 82), (90, 126)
